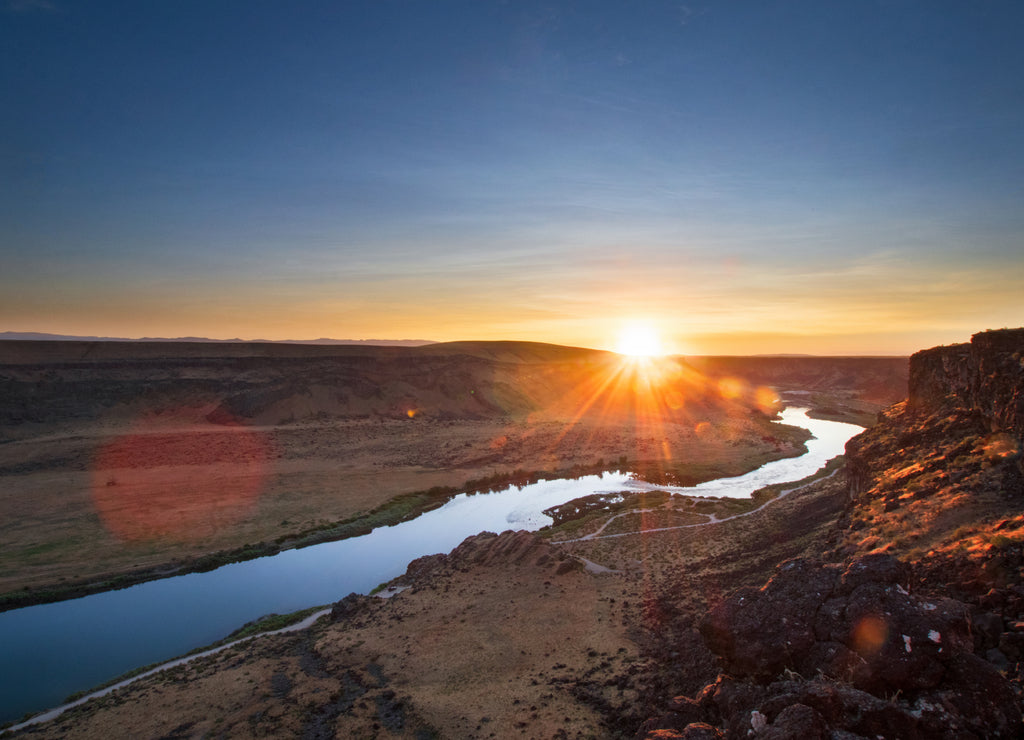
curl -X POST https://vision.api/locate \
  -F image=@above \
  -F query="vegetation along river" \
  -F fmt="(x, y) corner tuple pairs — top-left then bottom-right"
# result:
(0, 407), (862, 725)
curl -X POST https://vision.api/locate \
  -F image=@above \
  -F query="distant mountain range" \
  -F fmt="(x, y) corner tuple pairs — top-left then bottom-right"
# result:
(0, 332), (435, 347)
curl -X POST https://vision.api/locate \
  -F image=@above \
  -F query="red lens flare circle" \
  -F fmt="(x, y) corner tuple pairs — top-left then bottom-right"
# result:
(91, 413), (273, 542)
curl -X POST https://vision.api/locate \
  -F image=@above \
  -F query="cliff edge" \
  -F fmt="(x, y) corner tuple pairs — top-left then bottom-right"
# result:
(639, 328), (1024, 739)
(908, 328), (1024, 436)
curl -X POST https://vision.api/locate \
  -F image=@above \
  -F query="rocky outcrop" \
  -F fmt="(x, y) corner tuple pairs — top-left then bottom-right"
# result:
(639, 554), (1022, 739)
(700, 555), (973, 693)
(636, 330), (1024, 738)
(383, 531), (581, 594)
(843, 328), (1023, 527)
(447, 530), (582, 573)
(329, 592), (369, 622)
(908, 328), (1024, 436)
(329, 533), (580, 624)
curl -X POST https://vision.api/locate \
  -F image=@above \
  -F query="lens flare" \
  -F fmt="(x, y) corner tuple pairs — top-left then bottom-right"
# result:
(717, 377), (745, 400)
(851, 614), (889, 657)
(91, 408), (272, 542)
(755, 386), (780, 413)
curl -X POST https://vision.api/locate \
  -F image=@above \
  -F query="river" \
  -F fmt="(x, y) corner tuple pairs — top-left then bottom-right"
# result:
(0, 407), (862, 725)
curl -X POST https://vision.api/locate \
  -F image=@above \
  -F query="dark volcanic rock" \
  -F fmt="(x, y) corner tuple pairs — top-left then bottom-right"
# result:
(677, 724), (724, 740)
(700, 554), (972, 694)
(700, 558), (839, 680)
(448, 530), (581, 574)
(402, 552), (448, 583)
(637, 723), (723, 739)
(330, 592), (367, 622)
(643, 667), (1021, 740)
(667, 554), (1023, 738)
(838, 551), (910, 591)
(758, 703), (828, 740)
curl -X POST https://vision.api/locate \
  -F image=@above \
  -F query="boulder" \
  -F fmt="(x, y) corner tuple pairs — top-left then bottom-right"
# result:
(330, 592), (367, 621)
(758, 703), (828, 740)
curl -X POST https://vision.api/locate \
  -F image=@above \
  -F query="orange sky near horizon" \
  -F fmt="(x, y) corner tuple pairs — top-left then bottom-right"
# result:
(4, 3), (1023, 358)
(7, 247), (1020, 355)
(7, 292), (1012, 357)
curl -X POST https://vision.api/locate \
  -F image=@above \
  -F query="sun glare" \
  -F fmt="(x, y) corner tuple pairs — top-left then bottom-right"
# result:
(616, 324), (663, 357)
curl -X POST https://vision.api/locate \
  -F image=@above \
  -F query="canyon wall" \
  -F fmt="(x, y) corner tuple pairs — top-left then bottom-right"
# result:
(908, 328), (1024, 436)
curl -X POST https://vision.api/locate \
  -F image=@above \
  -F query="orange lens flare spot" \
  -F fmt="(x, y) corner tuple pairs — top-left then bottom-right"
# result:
(851, 614), (889, 657)
(91, 411), (272, 542)
(406, 408), (418, 418)
(717, 377), (746, 400)
(666, 389), (685, 410)
(755, 386), (780, 413)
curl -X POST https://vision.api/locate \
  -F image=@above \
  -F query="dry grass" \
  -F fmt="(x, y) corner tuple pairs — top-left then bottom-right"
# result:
(838, 406), (1024, 563)
(0, 412), (798, 598)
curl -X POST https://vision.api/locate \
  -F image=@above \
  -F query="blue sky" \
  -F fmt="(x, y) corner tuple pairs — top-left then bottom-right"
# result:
(2, 0), (1023, 353)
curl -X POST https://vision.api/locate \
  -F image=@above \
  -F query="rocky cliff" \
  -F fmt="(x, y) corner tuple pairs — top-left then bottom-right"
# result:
(638, 329), (1024, 739)
(908, 328), (1024, 436)
(847, 327), (1024, 503)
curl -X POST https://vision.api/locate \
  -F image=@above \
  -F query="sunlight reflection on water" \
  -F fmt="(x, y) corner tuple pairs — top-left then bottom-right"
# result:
(619, 407), (863, 499)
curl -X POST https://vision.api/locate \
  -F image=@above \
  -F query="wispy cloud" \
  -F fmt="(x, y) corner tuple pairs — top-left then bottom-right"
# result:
(678, 4), (707, 27)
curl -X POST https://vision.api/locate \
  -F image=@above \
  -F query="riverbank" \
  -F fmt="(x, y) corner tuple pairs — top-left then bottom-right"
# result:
(1, 341), (905, 611)
(0, 414), (813, 612)
(2, 452), (852, 736)
(3, 457), (858, 738)
(1, 606), (334, 735)
(546, 455), (847, 545)
(0, 408), (863, 728)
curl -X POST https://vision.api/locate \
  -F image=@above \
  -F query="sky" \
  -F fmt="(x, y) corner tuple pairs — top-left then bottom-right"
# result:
(2, 0), (1023, 355)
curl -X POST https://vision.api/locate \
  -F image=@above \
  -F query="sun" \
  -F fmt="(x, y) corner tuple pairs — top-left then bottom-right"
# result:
(615, 323), (664, 357)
